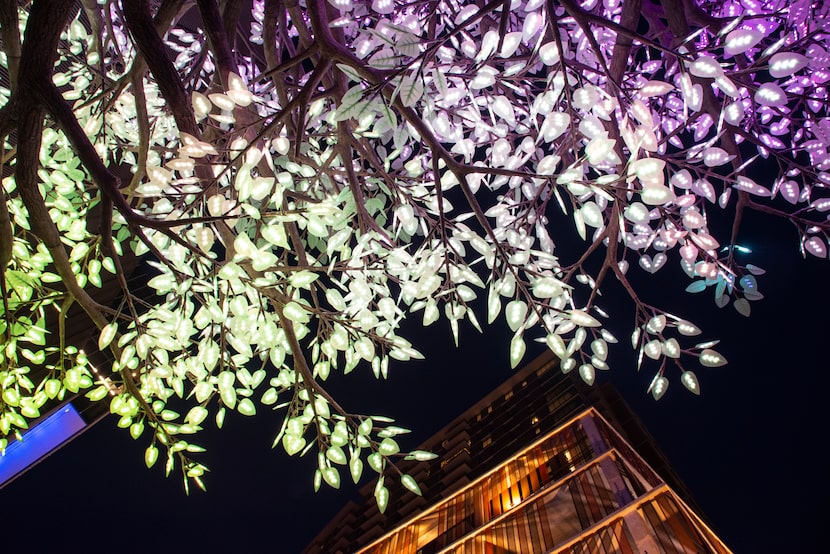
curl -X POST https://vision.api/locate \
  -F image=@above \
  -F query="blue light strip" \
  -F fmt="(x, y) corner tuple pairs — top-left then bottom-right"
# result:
(0, 403), (87, 486)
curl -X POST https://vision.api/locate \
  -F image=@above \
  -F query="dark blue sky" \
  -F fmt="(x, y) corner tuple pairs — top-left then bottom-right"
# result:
(2, 206), (826, 553)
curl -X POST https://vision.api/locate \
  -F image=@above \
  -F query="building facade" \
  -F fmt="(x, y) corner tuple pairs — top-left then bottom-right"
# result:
(304, 351), (730, 554)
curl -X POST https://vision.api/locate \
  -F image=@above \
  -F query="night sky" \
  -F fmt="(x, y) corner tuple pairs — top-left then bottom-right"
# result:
(2, 207), (826, 553)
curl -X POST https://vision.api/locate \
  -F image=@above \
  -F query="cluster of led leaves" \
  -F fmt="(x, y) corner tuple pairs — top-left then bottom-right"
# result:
(1, 0), (829, 508)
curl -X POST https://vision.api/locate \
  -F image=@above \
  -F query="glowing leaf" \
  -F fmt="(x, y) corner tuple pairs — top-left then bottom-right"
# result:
(505, 300), (528, 332)
(724, 29), (763, 56)
(804, 237), (827, 258)
(681, 371), (701, 395)
(650, 376), (668, 400)
(578, 364), (595, 386)
(768, 52), (808, 78)
(699, 349), (727, 367)
(401, 474), (422, 496)
(98, 322), (117, 351)
(350, 457), (363, 483)
(145, 445), (159, 468)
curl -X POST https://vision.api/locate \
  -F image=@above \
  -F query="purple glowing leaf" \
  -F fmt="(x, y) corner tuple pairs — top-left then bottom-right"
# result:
(639, 80), (674, 98)
(692, 179), (717, 203)
(754, 83), (787, 107)
(804, 236), (828, 258)
(810, 198), (830, 212)
(734, 176), (771, 197)
(724, 28), (763, 56)
(690, 56), (724, 78)
(769, 52), (809, 78)
(702, 147), (732, 167)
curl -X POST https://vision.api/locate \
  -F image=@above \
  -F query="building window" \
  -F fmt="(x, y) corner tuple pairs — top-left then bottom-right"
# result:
(505, 391), (513, 401)
(482, 436), (492, 448)
(531, 416), (539, 425)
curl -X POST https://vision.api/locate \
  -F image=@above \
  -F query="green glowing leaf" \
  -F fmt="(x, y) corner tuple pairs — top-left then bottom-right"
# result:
(401, 474), (422, 496)
(145, 445), (159, 468)
(98, 322), (117, 350)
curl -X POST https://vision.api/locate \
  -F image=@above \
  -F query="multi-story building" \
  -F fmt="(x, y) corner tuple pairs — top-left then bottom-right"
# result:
(304, 350), (730, 554)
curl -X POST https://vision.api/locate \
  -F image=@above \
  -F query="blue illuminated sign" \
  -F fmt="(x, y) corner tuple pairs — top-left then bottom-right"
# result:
(0, 403), (87, 486)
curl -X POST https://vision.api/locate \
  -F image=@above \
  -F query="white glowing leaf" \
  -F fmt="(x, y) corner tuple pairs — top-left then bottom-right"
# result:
(545, 334), (567, 358)
(646, 315), (666, 334)
(754, 83), (787, 107)
(724, 29), (763, 56)
(477, 30), (499, 62)
(470, 66), (497, 90)
(192, 92), (211, 120)
(505, 300), (527, 333)
(804, 236), (827, 258)
(662, 338), (680, 358)
(724, 101), (745, 125)
(580, 202), (603, 228)
(650, 375), (668, 400)
(699, 348), (727, 367)
(372, 0), (395, 14)
(510, 334), (526, 369)
(569, 310), (601, 327)
(640, 185), (676, 206)
(579, 364), (595, 385)
(539, 42), (560, 65)
(639, 80), (673, 98)
(681, 371), (701, 395)
(499, 32), (523, 58)
(209, 93), (235, 112)
(768, 52), (808, 78)
(540, 113), (570, 142)
(702, 147), (731, 167)
(690, 56), (724, 78)
(644, 339), (662, 360)
(677, 320), (701, 336)
(533, 277), (563, 298)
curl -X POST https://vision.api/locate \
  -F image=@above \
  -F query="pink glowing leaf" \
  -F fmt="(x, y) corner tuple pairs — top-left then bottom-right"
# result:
(804, 236), (827, 258)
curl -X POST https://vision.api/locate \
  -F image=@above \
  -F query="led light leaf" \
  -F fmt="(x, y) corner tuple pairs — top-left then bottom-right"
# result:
(326, 446), (347, 465)
(145, 445), (159, 468)
(509, 334), (526, 369)
(699, 349), (727, 367)
(378, 438), (400, 456)
(350, 457), (363, 483)
(768, 52), (808, 78)
(650, 376), (668, 400)
(98, 322), (117, 350)
(505, 300), (527, 332)
(375, 484), (390, 513)
(676, 320), (702, 336)
(681, 371), (701, 395)
(368, 452), (384, 473)
(322, 467), (341, 489)
(401, 474), (422, 496)
(283, 434), (306, 456)
(578, 364), (595, 386)
(568, 310), (601, 327)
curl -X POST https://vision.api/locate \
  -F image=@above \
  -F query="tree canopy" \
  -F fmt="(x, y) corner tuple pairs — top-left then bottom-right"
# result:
(1, 0), (828, 507)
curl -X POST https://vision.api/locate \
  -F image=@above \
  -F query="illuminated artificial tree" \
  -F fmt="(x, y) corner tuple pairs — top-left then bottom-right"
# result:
(1, 0), (828, 507)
